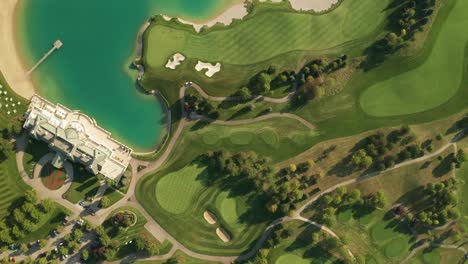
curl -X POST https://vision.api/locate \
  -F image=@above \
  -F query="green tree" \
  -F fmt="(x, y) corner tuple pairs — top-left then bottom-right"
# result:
(100, 196), (110, 208)
(40, 199), (53, 213)
(20, 243), (28, 253)
(237, 87), (252, 101)
(24, 190), (38, 204)
(38, 239), (47, 248)
(0, 137), (13, 159)
(73, 229), (83, 240)
(81, 249), (89, 261)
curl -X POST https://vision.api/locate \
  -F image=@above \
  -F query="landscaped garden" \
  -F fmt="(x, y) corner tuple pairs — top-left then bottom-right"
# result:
(92, 206), (172, 260)
(40, 162), (67, 190)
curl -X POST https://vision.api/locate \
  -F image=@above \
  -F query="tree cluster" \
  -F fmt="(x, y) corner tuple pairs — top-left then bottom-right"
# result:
(413, 179), (460, 226)
(349, 126), (420, 171)
(247, 65), (295, 94)
(295, 56), (347, 104)
(317, 188), (386, 227)
(202, 151), (271, 188)
(184, 94), (219, 119)
(377, 0), (436, 53)
(0, 191), (55, 246)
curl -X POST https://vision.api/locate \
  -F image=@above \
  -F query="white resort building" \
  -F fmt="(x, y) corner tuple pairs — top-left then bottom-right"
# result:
(23, 95), (132, 181)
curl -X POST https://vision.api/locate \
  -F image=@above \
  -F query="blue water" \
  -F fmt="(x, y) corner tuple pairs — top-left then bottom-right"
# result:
(17, 0), (234, 151)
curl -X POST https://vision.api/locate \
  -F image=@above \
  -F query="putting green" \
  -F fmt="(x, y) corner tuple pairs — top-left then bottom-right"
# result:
(155, 165), (206, 214)
(370, 221), (396, 242)
(216, 191), (247, 227)
(360, 0), (468, 116)
(202, 130), (219, 145)
(229, 131), (255, 145)
(275, 254), (309, 264)
(259, 128), (279, 146)
(145, 0), (391, 67)
(384, 238), (408, 258)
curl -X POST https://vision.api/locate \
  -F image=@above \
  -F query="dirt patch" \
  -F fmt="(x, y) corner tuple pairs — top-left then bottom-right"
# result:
(203, 210), (217, 225)
(216, 227), (231, 242)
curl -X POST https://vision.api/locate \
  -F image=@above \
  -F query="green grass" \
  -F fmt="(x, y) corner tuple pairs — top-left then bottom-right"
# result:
(145, 1), (390, 67)
(384, 238), (409, 259)
(275, 254), (309, 264)
(259, 128), (279, 146)
(62, 164), (101, 204)
(155, 165), (206, 214)
(102, 187), (125, 207)
(0, 157), (30, 219)
(136, 250), (221, 264)
(215, 191), (247, 227)
(360, 0), (468, 116)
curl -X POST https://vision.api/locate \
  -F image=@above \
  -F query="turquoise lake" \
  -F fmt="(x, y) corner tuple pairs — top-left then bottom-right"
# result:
(17, 0), (235, 151)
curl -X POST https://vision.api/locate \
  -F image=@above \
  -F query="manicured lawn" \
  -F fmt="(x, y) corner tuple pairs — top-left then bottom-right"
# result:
(156, 165), (206, 214)
(137, 162), (269, 255)
(102, 187), (125, 207)
(0, 157), (30, 219)
(145, 1), (390, 67)
(275, 254), (309, 264)
(360, 0), (468, 116)
(62, 164), (101, 204)
(136, 250), (221, 264)
(185, 118), (318, 163)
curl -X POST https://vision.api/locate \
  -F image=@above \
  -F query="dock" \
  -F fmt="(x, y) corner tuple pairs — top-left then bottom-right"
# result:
(26, 40), (63, 76)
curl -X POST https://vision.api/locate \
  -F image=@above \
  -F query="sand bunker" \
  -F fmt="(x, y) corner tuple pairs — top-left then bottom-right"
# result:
(288, 0), (340, 12)
(216, 227), (231, 242)
(195, 61), (221, 77)
(203, 211), (217, 225)
(177, 4), (248, 33)
(165, 53), (185, 69)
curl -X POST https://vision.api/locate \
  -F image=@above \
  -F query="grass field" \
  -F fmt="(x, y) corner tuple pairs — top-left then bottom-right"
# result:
(101, 187), (125, 207)
(145, 1), (390, 67)
(185, 118), (318, 162)
(62, 164), (101, 204)
(136, 250), (221, 264)
(360, 0), (468, 116)
(155, 165), (206, 214)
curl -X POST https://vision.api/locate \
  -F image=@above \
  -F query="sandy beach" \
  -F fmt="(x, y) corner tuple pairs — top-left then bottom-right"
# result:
(0, 0), (35, 99)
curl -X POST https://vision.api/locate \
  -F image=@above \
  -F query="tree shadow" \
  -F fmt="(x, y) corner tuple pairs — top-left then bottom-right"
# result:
(432, 153), (454, 178)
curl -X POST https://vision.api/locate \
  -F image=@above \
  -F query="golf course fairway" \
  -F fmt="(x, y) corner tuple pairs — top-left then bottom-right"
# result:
(360, 0), (468, 117)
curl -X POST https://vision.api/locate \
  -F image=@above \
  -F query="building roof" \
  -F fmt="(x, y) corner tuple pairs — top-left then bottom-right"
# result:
(23, 95), (132, 181)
